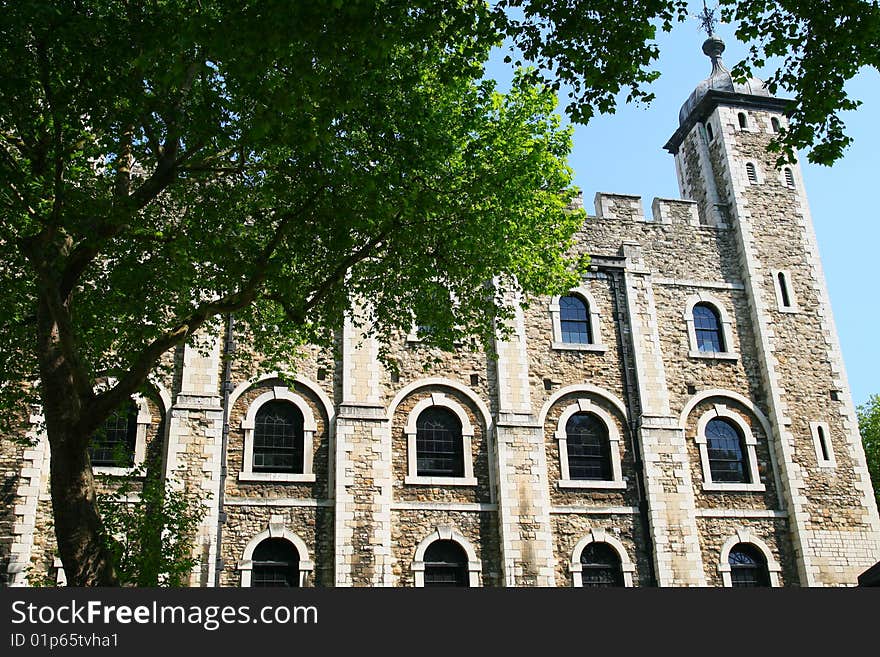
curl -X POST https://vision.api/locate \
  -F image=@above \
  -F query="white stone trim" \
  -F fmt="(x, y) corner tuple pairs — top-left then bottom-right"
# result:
(810, 421), (836, 468)
(683, 293), (739, 360)
(554, 398), (625, 490)
(238, 519), (315, 587)
(238, 386), (317, 483)
(549, 287), (607, 352)
(403, 393), (477, 486)
(411, 526), (482, 587)
(744, 159), (763, 185)
(569, 529), (635, 587)
(694, 405), (764, 493)
(770, 269), (799, 313)
(718, 530), (781, 587)
(537, 384), (628, 427)
(92, 394), (152, 476)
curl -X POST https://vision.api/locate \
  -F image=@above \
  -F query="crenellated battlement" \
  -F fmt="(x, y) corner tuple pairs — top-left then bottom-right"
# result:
(587, 192), (702, 227)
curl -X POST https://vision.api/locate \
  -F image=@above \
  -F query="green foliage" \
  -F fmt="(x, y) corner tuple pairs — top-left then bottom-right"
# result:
(98, 464), (206, 587)
(857, 394), (880, 510)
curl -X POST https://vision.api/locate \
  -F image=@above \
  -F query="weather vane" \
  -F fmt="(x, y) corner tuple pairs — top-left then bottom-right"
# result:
(696, 0), (718, 37)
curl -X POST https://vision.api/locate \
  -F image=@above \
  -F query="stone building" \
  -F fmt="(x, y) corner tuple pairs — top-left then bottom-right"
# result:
(3, 35), (879, 587)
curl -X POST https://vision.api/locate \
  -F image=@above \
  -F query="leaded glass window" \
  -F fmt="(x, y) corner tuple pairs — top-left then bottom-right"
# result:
(252, 538), (299, 587)
(560, 295), (591, 344)
(253, 401), (304, 473)
(89, 400), (138, 467)
(706, 418), (749, 483)
(566, 412), (611, 480)
(416, 407), (464, 477)
(693, 303), (724, 352)
(423, 540), (469, 587)
(728, 543), (770, 587)
(580, 542), (624, 587)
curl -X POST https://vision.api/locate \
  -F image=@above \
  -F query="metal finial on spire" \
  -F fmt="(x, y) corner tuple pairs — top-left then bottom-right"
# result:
(697, 0), (718, 37)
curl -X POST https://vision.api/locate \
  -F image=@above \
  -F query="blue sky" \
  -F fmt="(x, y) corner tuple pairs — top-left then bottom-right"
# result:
(490, 10), (879, 407)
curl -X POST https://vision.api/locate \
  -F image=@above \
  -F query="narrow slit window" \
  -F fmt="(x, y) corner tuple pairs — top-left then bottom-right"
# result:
(771, 117), (780, 133)
(817, 425), (830, 462)
(738, 112), (747, 129)
(706, 122), (714, 141)
(746, 162), (758, 184)
(784, 167), (795, 188)
(777, 272), (791, 308)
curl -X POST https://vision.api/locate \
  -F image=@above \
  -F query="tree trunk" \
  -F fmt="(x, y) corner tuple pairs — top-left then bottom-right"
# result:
(37, 296), (120, 586)
(48, 434), (119, 586)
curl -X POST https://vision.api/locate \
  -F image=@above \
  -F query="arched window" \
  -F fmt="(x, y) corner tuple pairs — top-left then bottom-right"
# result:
(705, 418), (748, 483)
(251, 538), (300, 587)
(423, 540), (469, 587)
(580, 542), (624, 587)
(693, 303), (724, 353)
(565, 412), (612, 480)
(771, 117), (780, 133)
(784, 167), (795, 188)
(253, 401), (304, 473)
(728, 543), (771, 587)
(777, 272), (791, 308)
(706, 122), (714, 141)
(746, 162), (758, 184)
(738, 112), (747, 129)
(89, 399), (138, 467)
(560, 295), (591, 344)
(416, 407), (464, 477)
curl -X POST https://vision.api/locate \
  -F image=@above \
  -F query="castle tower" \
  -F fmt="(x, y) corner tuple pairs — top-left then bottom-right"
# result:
(664, 33), (880, 585)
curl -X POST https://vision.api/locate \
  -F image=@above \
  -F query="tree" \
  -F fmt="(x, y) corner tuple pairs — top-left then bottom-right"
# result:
(857, 395), (880, 510)
(1, 1), (878, 586)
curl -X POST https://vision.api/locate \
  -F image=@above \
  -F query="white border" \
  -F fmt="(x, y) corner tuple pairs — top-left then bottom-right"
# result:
(411, 526), (482, 587)
(238, 518), (315, 587)
(569, 529), (635, 587)
(403, 393), (477, 486)
(554, 399), (625, 490)
(810, 421), (836, 468)
(718, 530), (781, 587)
(549, 287), (607, 352)
(239, 386), (317, 483)
(694, 404), (765, 492)
(683, 293), (739, 360)
(92, 394), (152, 476)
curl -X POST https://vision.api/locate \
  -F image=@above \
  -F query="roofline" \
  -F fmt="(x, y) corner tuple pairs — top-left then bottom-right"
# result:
(663, 90), (793, 155)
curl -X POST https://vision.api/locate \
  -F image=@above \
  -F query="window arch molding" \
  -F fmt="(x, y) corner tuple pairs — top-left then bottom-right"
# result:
(683, 293), (738, 360)
(403, 393), (477, 486)
(694, 405), (764, 492)
(549, 287), (606, 352)
(555, 398), (625, 489)
(569, 529), (635, 587)
(239, 386), (317, 483)
(91, 393), (153, 476)
(718, 530), (781, 587)
(238, 520), (315, 587)
(411, 526), (482, 587)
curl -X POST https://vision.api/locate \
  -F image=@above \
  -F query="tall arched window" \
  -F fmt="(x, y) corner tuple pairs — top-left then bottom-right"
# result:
(560, 295), (591, 344)
(253, 401), (304, 473)
(705, 418), (749, 483)
(693, 303), (724, 353)
(580, 542), (624, 587)
(738, 112), (747, 129)
(784, 167), (795, 188)
(728, 543), (771, 587)
(771, 117), (780, 133)
(89, 399), (138, 467)
(251, 538), (300, 587)
(423, 540), (469, 587)
(746, 162), (758, 184)
(416, 407), (464, 477)
(565, 412), (612, 480)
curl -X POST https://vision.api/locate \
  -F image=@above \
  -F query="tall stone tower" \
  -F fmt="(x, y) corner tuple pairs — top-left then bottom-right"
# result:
(664, 33), (880, 585)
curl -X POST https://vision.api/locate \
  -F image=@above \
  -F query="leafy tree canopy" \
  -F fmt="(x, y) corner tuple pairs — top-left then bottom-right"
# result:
(857, 395), (880, 510)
